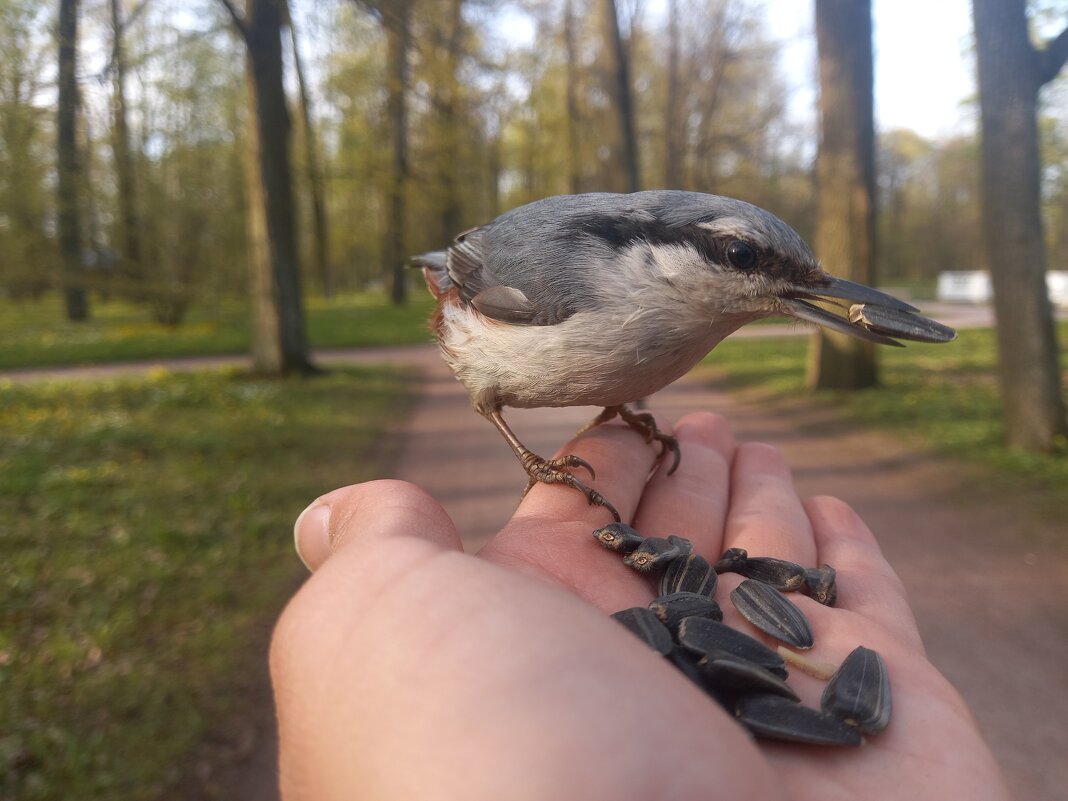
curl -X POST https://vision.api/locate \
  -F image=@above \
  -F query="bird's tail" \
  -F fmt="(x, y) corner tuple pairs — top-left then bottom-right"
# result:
(410, 250), (451, 300)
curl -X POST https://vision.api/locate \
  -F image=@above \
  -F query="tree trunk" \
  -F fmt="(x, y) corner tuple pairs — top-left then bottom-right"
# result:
(109, 0), (143, 293)
(807, 0), (877, 390)
(973, 0), (1068, 450)
(563, 0), (582, 194)
(434, 0), (464, 243)
(663, 0), (681, 188)
(603, 0), (639, 193)
(288, 14), (333, 299)
(243, 76), (282, 373)
(383, 0), (412, 305)
(56, 0), (89, 321)
(242, 0), (313, 374)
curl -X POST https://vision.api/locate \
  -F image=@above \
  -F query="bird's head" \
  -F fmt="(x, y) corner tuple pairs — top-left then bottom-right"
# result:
(591, 192), (956, 346)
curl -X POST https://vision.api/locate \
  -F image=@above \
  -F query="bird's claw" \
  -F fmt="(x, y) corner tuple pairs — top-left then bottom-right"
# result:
(518, 453), (619, 521)
(616, 406), (681, 475)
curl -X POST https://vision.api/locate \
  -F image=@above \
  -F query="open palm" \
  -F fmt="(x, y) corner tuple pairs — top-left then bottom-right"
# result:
(273, 412), (1009, 801)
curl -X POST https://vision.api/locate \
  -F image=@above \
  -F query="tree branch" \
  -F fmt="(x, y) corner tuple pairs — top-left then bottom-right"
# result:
(216, 0), (248, 39)
(1038, 24), (1068, 86)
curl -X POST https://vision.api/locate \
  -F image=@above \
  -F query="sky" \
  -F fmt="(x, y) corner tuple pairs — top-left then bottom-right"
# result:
(765, 0), (977, 140)
(499, 0), (980, 141)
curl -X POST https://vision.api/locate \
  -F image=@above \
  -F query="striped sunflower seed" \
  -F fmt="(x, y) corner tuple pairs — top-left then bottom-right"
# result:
(738, 556), (807, 592)
(592, 522), (645, 554)
(697, 653), (799, 701)
(666, 534), (694, 556)
(649, 591), (722, 632)
(611, 607), (673, 655)
(675, 617), (786, 675)
(714, 547), (748, 573)
(736, 694), (863, 746)
(801, 564), (838, 606)
(821, 646), (891, 734)
(658, 552), (718, 597)
(622, 537), (683, 573)
(730, 579), (814, 649)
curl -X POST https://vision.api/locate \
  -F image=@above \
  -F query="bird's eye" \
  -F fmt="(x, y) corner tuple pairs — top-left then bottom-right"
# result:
(726, 240), (757, 270)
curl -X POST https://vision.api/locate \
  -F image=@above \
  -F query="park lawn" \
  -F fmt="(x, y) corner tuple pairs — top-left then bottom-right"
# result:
(0, 366), (413, 800)
(0, 291), (436, 370)
(705, 322), (1068, 505)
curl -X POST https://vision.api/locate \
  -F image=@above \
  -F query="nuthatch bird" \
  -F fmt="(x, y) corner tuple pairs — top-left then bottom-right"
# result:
(415, 191), (955, 521)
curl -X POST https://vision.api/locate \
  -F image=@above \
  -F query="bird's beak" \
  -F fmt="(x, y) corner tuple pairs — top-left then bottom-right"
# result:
(779, 276), (957, 346)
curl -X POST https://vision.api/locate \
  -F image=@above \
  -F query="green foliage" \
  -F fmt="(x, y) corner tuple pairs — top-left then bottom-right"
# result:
(706, 323), (1068, 498)
(0, 291), (436, 370)
(0, 367), (413, 800)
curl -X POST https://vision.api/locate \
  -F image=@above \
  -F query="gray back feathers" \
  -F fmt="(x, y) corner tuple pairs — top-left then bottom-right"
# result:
(441, 191), (815, 326)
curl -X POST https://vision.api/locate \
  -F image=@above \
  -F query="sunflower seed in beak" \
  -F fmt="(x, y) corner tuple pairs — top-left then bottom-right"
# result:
(848, 303), (957, 343)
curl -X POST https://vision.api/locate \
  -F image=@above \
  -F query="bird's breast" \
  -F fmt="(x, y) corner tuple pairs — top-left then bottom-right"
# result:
(435, 296), (754, 412)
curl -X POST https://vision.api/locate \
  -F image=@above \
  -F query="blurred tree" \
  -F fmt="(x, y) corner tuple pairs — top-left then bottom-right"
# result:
(288, 6), (333, 299)
(107, 0), (144, 296)
(564, 0), (582, 193)
(355, 0), (413, 305)
(56, 0), (90, 320)
(219, 0), (313, 374)
(603, 0), (638, 191)
(876, 130), (982, 283)
(663, 0), (681, 187)
(138, 24), (247, 323)
(807, 0), (877, 390)
(0, 1), (53, 298)
(429, 0), (465, 243)
(973, 0), (1067, 450)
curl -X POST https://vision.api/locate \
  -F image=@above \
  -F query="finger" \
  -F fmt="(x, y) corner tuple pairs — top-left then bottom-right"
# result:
(805, 495), (925, 651)
(521, 413), (665, 527)
(722, 443), (817, 568)
(479, 416), (664, 610)
(294, 479), (463, 572)
(631, 412), (736, 558)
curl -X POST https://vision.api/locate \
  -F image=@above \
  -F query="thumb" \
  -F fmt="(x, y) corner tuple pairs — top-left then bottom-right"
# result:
(293, 479), (463, 572)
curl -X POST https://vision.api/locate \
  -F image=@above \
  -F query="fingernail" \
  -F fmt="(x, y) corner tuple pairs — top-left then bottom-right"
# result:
(294, 502), (332, 571)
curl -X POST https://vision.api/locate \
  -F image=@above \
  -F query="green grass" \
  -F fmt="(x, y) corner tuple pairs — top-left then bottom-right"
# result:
(705, 324), (1068, 502)
(0, 367), (414, 800)
(0, 291), (436, 370)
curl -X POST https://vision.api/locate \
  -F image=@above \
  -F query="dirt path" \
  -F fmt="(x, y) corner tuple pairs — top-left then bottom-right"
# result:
(7, 339), (1064, 800)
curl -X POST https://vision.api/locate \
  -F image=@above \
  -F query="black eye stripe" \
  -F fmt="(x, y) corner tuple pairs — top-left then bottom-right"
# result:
(569, 214), (778, 273)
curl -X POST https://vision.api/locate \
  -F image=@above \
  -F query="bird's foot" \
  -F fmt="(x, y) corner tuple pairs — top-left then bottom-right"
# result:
(518, 451), (621, 522)
(588, 405), (682, 475)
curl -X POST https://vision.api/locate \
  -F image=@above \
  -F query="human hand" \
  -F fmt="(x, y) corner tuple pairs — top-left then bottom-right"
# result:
(272, 412), (1010, 801)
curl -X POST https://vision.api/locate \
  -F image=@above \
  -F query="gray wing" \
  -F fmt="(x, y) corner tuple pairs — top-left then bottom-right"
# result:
(445, 227), (539, 324)
(446, 218), (594, 326)
(446, 194), (656, 326)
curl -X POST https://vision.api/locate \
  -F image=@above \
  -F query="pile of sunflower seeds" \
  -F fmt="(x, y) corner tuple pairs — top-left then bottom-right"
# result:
(595, 522), (891, 746)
